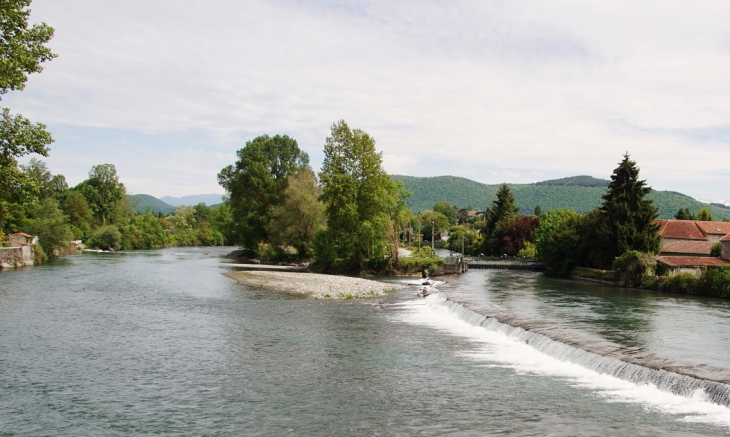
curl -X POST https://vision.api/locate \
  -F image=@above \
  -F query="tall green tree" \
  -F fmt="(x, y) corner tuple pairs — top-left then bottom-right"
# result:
(696, 208), (714, 222)
(535, 208), (579, 263)
(77, 164), (126, 225)
(0, 1), (55, 211)
(433, 200), (457, 226)
(596, 153), (660, 268)
(218, 134), (309, 249)
(316, 120), (403, 272)
(675, 207), (694, 220)
(267, 169), (325, 258)
(27, 197), (73, 257)
(483, 183), (519, 255)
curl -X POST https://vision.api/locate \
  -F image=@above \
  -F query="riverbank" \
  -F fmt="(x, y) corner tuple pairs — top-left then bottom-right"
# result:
(224, 270), (406, 299)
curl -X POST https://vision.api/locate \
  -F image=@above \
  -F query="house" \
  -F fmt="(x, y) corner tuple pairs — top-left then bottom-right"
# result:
(655, 220), (708, 246)
(655, 220), (730, 275)
(8, 233), (38, 247)
(1, 233), (37, 268)
(657, 256), (730, 276)
(694, 221), (730, 243)
(722, 234), (730, 261)
(660, 241), (715, 257)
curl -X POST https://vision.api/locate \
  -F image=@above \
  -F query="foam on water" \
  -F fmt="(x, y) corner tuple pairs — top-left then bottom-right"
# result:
(392, 292), (730, 428)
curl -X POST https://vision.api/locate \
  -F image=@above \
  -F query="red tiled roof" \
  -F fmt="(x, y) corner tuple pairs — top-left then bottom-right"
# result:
(8, 232), (33, 238)
(657, 256), (730, 267)
(661, 241), (715, 255)
(722, 234), (730, 242)
(694, 221), (730, 236)
(655, 220), (708, 241)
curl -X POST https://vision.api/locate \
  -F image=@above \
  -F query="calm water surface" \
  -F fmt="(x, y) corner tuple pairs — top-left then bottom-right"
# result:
(2, 247), (730, 435)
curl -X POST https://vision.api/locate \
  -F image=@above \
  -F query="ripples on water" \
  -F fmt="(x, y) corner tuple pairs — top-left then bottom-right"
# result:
(1, 248), (730, 435)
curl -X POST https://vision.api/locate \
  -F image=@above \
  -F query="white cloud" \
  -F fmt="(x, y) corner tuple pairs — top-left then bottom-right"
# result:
(6, 0), (730, 200)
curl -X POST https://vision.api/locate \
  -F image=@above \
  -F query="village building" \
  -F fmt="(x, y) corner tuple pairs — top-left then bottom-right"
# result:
(1, 233), (38, 268)
(8, 232), (39, 247)
(722, 233), (730, 262)
(655, 219), (730, 275)
(656, 256), (730, 277)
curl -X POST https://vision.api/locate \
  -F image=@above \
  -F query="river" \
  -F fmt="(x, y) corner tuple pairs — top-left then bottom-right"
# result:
(2, 247), (730, 435)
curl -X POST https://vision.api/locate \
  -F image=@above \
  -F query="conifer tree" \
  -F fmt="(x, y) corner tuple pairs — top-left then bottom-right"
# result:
(596, 153), (660, 268)
(483, 183), (519, 255)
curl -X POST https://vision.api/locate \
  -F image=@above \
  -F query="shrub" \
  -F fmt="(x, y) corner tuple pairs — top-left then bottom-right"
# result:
(711, 243), (722, 257)
(34, 243), (47, 264)
(516, 242), (536, 260)
(659, 272), (699, 294)
(87, 225), (122, 250)
(696, 267), (730, 298)
(613, 250), (656, 288)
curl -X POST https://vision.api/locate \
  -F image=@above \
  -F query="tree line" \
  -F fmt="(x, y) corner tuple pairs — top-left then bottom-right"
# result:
(1, 159), (233, 260)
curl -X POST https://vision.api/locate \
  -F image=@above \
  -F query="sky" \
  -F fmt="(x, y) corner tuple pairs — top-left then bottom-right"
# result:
(6, 0), (730, 202)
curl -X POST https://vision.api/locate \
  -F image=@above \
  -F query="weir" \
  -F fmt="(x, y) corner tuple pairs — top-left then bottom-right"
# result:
(466, 260), (545, 271)
(429, 292), (730, 408)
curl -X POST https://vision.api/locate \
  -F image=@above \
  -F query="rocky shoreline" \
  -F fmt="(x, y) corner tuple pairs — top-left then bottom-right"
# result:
(224, 270), (407, 299)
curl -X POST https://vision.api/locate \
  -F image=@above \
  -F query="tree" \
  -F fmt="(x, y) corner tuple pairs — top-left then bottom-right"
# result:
(535, 208), (579, 263)
(61, 190), (93, 239)
(501, 215), (539, 256)
(78, 164), (126, 225)
(27, 197), (73, 257)
(595, 154), (660, 268)
(20, 158), (52, 199)
(0, 1), (56, 207)
(483, 183), (519, 255)
(317, 120), (403, 272)
(534, 205), (543, 216)
(696, 208), (714, 222)
(218, 134), (309, 249)
(433, 200), (457, 226)
(267, 169), (325, 258)
(675, 207), (694, 220)
(418, 210), (449, 239)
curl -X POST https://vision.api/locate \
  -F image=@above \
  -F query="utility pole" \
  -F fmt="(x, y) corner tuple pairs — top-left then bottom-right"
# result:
(431, 218), (435, 254)
(461, 232), (465, 256)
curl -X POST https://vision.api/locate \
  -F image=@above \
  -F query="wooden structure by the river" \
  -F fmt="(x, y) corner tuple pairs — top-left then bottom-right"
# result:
(467, 260), (545, 271)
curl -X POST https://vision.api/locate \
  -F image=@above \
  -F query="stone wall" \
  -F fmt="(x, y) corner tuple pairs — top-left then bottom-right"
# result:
(0, 246), (35, 269)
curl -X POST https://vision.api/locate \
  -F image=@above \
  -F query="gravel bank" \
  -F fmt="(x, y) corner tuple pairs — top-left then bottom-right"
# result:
(225, 270), (406, 299)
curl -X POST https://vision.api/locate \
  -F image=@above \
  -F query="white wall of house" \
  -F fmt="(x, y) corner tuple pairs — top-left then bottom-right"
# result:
(669, 266), (702, 276)
(722, 241), (730, 261)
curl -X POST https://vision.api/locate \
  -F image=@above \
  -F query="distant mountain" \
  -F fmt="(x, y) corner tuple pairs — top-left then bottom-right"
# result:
(160, 194), (225, 207)
(127, 194), (176, 215)
(391, 175), (730, 221)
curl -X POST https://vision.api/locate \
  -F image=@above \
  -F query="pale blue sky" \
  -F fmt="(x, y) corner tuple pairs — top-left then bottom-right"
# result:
(7, 0), (730, 202)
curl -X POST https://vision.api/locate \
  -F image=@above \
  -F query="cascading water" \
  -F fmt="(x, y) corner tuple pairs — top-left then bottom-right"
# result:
(417, 291), (730, 408)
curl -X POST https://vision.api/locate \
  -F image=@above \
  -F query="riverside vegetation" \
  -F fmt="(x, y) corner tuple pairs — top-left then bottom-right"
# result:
(3, 1), (727, 297)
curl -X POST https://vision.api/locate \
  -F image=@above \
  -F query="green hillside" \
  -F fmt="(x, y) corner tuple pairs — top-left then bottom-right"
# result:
(127, 194), (176, 215)
(392, 175), (730, 221)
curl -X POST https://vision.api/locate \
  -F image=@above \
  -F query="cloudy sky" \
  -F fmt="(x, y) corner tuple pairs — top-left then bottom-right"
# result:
(7, 1), (730, 202)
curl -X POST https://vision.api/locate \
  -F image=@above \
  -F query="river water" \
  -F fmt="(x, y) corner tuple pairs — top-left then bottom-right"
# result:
(2, 247), (730, 435)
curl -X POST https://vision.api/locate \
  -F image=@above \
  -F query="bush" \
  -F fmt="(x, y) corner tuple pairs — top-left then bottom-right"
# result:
(696, 267), (730, 298)
(87, 225), (122, 250)
(711, 243), (722, 257)
(34, 243), (47, 264)
(659, 272), (699, 294)
(613, 250), (656, 288)
(516, 242), (536, 260)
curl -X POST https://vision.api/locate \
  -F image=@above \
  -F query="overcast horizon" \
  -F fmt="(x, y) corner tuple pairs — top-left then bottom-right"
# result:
(7, 1), (730, 203)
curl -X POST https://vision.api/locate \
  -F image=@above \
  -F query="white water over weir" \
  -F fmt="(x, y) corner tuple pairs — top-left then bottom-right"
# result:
(432, 292), (730, 408)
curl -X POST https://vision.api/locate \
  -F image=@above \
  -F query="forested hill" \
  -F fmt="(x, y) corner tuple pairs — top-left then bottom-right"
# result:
(127, 194), (176, 215)
(391, 175), (730, 220)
